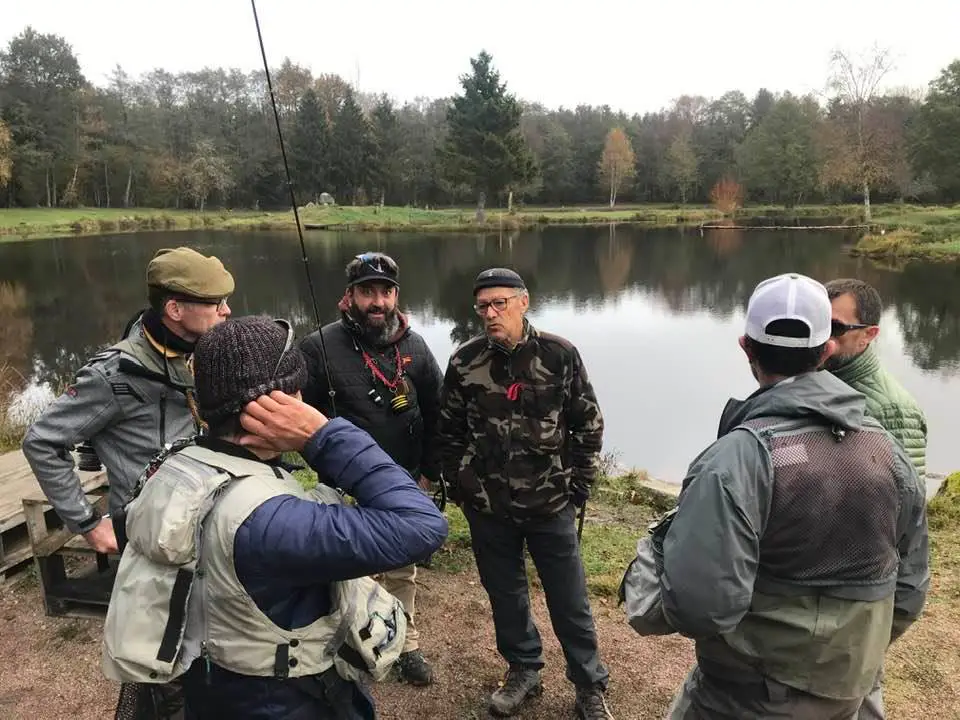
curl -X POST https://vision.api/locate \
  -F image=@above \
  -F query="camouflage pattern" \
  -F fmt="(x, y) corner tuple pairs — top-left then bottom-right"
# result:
(437, 320), (603, 519)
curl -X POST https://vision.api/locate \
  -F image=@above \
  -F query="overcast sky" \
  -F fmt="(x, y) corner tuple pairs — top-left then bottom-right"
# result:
(4, 1), (959, 114)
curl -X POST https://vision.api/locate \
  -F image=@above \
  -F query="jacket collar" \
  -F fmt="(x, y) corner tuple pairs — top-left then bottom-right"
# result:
(829, 345), (881, 386)
(488, 318), (535, 354)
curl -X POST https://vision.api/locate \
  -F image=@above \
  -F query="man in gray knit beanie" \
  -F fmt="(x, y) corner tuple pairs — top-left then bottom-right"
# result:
(194, 315), (307, 437)
(106, 313), (448, 719)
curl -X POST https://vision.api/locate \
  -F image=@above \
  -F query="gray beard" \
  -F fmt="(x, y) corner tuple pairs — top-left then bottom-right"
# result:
(351, 306), (400, 347)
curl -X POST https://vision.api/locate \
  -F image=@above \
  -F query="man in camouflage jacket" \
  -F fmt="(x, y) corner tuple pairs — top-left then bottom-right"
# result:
(437, 268), (613, 720)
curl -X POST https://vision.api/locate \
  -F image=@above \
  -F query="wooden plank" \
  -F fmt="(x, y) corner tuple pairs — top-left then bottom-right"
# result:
(0, 448), (108, 531)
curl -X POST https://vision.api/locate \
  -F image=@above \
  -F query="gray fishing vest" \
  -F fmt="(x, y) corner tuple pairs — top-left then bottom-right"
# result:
(740, 415), (901, 599)
(102, 444), (407, 686)
(698, 415), (903, 700)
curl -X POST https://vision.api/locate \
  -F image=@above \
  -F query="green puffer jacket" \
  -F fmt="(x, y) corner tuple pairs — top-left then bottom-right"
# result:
(829, 346), (927, 480)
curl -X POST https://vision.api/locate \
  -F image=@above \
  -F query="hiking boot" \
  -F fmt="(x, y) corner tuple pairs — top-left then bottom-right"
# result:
(575, 684), (614, 720)
(489, 666), (543, 716)
(396, 649), (434, 686)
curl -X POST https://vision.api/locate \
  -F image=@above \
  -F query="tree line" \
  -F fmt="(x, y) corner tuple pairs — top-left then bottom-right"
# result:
(2, 26), (960, 214)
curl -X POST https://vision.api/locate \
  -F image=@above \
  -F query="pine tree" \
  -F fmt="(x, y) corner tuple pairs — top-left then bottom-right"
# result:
(442, 50), (535, 218)
(289, 89), (330, 203)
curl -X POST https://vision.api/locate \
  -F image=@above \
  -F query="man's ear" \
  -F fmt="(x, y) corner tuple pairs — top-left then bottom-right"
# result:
(865, 325), (880, 342)
(819, 338), (839, 368)
(738, 335), (751, 359)
(164, 298), (183, 322)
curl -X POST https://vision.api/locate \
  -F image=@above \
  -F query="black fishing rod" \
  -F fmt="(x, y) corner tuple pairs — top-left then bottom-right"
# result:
(251, 0), (337, 417)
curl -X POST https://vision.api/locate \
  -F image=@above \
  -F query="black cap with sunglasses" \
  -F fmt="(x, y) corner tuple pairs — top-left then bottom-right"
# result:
(346, 252), (400, 288)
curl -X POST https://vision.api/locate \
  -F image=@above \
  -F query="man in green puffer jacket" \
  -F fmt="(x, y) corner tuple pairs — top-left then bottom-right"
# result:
(824, 278), (927, 480)
(824, 278), (929, 720)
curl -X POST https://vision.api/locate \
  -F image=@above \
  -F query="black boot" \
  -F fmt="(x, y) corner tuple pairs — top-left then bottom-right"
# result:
(396, 649), (434, 686)
(489, 665), (542, 717)
(575, 683), (614, 720)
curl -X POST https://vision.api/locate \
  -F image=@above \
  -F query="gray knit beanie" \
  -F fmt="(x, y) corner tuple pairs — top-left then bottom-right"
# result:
(193, 315), (308, 425)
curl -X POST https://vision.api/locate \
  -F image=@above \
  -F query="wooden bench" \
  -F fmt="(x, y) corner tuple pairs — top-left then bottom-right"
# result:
(0, 449), (109, 582)
(21, 483), (118, 618)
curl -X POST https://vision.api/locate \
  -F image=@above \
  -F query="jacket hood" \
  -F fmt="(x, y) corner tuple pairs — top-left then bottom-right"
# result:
(717, 370), (866, 437)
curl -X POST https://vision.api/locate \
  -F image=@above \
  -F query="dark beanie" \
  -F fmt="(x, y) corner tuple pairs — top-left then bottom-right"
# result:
(193, 315), (308, 425)
(473, 267), (526, 295)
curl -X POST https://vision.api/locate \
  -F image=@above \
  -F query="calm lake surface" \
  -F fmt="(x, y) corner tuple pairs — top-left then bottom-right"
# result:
(2, 225), (959, 481)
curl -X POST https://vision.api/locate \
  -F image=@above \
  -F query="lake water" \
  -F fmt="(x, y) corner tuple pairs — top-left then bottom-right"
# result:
(2, 225), (959, 481)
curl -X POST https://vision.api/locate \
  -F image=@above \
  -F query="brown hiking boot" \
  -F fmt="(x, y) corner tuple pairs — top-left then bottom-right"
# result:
(489, 666), (543, 716)
(575, 684), (614, 720)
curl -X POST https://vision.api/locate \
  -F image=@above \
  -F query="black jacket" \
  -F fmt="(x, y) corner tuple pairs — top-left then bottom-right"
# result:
(300, 313), (444, 482)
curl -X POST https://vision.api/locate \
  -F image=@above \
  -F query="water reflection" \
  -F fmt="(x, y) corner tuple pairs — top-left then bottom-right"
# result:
(1, 225), (958, 478)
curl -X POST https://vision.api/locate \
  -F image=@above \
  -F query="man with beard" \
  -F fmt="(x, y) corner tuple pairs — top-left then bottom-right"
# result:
(621, 273), (928, 720)
(823, 278), (928, 720)
(823, 278), (927, 479)
(299, 251), (444, 687)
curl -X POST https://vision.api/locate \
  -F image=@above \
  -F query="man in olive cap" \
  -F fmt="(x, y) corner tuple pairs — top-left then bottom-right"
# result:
(438, 267), (613, 719)
(23, 246), (235, 554)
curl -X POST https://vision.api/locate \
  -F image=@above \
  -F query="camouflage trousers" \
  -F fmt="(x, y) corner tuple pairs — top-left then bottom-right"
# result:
(665, 665), (863, 720)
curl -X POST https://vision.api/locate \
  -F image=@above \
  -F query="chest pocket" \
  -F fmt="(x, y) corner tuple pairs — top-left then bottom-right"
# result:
(517, 382), (566, 452)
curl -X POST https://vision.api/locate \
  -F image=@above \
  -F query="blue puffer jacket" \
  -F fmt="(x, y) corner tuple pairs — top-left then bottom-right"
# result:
(181, 418), (449, 719)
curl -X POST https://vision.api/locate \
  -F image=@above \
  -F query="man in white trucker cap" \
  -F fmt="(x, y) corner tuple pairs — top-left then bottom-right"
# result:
(621, 273), (929, 719)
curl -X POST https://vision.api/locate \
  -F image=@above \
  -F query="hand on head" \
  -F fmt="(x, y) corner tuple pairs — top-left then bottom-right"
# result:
(239, 391), (328, 453)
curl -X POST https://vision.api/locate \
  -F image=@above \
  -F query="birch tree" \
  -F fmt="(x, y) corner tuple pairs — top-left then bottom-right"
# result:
(597, 127), (636, 207)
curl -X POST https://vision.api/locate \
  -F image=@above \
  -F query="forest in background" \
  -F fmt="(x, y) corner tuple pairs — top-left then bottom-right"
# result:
(2, 26), (960, 216)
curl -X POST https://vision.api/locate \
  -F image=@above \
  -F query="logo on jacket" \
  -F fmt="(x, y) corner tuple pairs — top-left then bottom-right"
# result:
(402, 355), (413, 365)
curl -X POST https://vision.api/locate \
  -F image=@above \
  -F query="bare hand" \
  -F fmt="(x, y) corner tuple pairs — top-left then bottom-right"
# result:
(239, 391), (329, 453)
(418, 474), (432, 491)
(83, 517), (118, 554)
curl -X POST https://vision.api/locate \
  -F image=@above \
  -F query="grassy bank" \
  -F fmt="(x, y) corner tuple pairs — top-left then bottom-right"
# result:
(853, 204), (960, 262)
(0, 203), (870, 242)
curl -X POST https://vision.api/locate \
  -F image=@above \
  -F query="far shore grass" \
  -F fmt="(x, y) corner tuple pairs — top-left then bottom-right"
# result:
(1, 202), (959, 262)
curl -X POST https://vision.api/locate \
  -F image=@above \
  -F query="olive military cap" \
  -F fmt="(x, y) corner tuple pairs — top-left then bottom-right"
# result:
(146, 247), (235, 300)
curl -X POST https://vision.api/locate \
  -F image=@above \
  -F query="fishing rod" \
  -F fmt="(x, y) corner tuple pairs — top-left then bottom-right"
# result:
(251, 0), (337, 417)
(249, 1), (447, 513)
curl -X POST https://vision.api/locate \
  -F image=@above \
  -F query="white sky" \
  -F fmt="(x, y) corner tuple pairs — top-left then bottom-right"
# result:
(4, 1), (959, 115)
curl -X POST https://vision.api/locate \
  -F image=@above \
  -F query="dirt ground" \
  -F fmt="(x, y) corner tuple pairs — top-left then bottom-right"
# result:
(0, 563), (952, 720)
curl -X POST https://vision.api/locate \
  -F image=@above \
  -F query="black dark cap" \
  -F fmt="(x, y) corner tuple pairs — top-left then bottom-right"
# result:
(346, 252), (399, 288)
(473, 267), (526, 295)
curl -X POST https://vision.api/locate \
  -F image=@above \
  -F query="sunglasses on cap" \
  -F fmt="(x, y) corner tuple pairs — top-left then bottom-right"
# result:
(355, 252), (398, 275)
(271, 318), (295, 379)
(831, 319), (872, 337)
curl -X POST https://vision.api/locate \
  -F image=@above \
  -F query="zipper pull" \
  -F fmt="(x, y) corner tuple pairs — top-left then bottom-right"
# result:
(201, 641), (211, 685)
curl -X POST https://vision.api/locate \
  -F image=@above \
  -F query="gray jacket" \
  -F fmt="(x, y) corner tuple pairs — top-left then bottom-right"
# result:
(659, 370), (929, 699)
(22, 314), (198, 534)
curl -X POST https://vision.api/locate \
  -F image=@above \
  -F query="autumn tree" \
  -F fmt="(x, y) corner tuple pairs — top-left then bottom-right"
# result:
(709, 176), (744, 215)
(825, 46), (895, 220)
(663, 128), (698, 203)
(442, 50), (535, 219)
(597, 127), (636, 207)
(0, 119), (12, 189)
(185, 139), (234, 211)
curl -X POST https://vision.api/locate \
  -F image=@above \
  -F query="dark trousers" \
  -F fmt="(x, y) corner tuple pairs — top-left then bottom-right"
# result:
(464, 502), (609, 689)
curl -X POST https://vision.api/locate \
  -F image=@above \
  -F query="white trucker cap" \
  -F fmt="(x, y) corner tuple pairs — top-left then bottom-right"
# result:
(745, 273), (832, 349)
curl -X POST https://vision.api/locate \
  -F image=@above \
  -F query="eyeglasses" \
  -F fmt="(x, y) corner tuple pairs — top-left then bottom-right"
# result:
(474, 294), (520, 316)
(355, 252), (398, 275)
(831, 319), (872, 337)
(272, 319), (295, 378)
(176, 296), (229, 312)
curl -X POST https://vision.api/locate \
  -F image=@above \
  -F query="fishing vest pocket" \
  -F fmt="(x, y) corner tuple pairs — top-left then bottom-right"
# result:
(332, 575), (408, 683)
(620, 507), (677, 636)
(102, 551), (196, 684)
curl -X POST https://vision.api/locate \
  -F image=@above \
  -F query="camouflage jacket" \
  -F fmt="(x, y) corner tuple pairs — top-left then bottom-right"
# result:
(437, 320), (604, 520)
